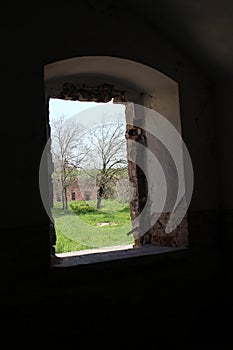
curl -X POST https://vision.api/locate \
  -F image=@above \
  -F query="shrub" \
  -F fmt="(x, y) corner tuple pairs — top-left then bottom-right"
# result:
(69, 201), (97, 215)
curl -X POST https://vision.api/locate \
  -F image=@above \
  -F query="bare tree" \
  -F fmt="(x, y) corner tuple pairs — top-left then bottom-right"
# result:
(50, 114), (87, 210)
(85, 115), (128, 209)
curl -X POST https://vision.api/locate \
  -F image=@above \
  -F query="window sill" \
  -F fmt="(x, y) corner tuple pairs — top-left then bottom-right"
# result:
(53, 244), (187, 268)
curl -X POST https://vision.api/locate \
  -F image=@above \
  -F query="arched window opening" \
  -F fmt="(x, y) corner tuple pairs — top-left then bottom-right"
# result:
(42, 56), (191, 268)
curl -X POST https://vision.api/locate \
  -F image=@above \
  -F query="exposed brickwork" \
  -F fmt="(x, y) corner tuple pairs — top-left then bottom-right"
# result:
(125, 123), (152, 247)
(150, 212), (189, 247)
(55, 82), (125, 103)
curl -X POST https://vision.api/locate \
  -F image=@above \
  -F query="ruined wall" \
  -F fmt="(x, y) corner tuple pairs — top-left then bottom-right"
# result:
(125, 116), (149, 247)
(0, 3), (221, 286)
(125, 99), (189, 248)
(0, 4), (230, 345)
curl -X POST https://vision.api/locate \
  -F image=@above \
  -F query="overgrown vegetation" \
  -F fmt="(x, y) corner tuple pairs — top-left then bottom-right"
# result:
(69, 200), (97, 214)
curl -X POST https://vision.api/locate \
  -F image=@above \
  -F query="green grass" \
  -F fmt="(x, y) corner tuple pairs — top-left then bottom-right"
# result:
(55, 228), (90, 253)
(52, 200), (133, 253)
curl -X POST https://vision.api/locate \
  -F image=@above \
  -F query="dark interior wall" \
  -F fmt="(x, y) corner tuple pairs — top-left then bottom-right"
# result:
(217, 78), (233, 210)
(0, 2), (220, 280)
(0, 4), (231, 345)
(1, 5), (219, 232)
(216, 77), (233, 266)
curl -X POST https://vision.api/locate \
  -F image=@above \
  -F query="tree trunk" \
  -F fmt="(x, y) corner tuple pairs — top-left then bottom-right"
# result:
(62, 189), (65, 210)
(64, 187), (68, 211)
(97, 186), (104, 209)
(97, 193), (102, 210)
(62, 187), (68, 210)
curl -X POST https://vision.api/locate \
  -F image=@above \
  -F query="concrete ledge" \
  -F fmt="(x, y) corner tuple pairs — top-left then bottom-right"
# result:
(54, 244), (185, 267)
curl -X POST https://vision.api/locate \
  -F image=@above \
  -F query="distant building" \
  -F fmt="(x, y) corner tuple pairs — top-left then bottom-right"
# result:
(53, 176), (97, 203)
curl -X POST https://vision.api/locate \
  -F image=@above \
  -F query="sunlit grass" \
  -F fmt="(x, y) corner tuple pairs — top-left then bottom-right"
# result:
(52, 200), (133, 253)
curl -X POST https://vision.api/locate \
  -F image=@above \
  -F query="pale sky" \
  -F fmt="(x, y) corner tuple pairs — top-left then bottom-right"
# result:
(48, 98), (107, 120)
(48, 98), (125, 128)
